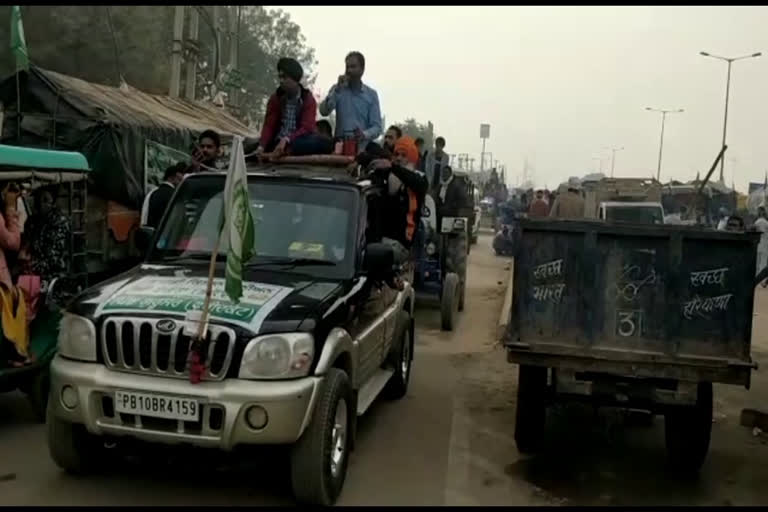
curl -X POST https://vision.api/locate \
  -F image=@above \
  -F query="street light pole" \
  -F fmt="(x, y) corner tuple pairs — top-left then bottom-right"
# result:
(646, 107), (684, 182)
(700, 50), (762, 182)
(603, 146), (625, 177)
(592, 157), (604, 174)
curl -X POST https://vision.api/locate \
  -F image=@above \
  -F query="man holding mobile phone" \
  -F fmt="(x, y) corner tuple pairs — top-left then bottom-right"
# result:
(189, 130), (223, 173)
(319, 51), (382, 155)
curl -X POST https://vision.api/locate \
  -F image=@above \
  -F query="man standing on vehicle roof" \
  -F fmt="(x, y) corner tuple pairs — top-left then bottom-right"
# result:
(368, 136), (429, 289)
(319, 51), (382, 154)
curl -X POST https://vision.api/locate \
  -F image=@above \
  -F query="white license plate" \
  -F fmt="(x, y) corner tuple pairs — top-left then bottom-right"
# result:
(114, 390), (200, 421)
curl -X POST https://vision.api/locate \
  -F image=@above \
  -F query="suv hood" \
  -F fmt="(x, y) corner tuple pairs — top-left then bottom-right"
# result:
(70, 264), (347, 336)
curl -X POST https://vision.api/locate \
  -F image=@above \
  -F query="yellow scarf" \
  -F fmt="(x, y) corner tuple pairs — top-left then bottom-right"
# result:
(0, 284), (28, 358)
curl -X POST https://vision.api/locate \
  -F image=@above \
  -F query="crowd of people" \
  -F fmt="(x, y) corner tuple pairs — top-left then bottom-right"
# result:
(0, 181), (72, 367)
(138, 48), (468, 295)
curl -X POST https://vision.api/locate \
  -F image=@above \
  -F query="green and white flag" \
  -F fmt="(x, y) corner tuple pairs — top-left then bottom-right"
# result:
(10, 6), (28, 72)
(222, 135), (255, 303)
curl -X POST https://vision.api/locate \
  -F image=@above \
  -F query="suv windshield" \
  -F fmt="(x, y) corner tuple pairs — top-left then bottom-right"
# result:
(149, 175), (357, 277)
(605, 205), (664, 225)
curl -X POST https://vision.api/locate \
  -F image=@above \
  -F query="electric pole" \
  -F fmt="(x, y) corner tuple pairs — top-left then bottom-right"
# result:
(228, 5), (240, 108)
(184, 6), (199, 101)
(169, 5), (185, 98)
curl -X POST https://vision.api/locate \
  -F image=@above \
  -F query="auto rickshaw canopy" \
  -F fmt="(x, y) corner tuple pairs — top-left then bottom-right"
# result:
(0, 144), (90, 182)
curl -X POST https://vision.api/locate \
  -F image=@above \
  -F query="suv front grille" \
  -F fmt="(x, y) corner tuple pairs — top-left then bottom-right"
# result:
(101, 317), (236, 381)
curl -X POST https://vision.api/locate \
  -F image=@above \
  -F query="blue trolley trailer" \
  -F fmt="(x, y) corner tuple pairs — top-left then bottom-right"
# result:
(504, 218), (758, 473)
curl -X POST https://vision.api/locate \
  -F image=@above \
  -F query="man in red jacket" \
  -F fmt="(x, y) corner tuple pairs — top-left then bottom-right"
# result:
(255, 58), (330, 157)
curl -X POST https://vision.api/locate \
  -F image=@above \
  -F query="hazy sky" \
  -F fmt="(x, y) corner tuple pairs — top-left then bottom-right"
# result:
(274, 6), (767, 191)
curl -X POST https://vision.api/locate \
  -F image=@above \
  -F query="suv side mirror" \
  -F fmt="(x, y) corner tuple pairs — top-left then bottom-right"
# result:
(135, 226), (155, 255)
(363, 242), (395, 278)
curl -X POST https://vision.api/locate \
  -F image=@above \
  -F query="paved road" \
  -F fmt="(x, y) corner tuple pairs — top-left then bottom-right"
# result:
(1, 232), (767, 505)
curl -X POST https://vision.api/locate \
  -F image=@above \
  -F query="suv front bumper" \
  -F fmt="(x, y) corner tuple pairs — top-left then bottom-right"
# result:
(49, 355), (322, 450)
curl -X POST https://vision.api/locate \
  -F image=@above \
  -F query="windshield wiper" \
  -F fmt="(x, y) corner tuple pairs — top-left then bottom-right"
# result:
(247, 256), (337, 268)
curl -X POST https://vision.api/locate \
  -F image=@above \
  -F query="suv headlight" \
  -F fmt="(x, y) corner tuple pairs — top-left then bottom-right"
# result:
(239, 333), (315, 380)
(58, 313), (97, 362)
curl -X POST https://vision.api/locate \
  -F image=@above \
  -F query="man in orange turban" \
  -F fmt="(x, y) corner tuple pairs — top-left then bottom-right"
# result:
(368, 135), (428, 289)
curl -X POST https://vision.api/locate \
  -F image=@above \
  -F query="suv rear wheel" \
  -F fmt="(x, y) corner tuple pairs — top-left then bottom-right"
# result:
(384, 311), (413, 399)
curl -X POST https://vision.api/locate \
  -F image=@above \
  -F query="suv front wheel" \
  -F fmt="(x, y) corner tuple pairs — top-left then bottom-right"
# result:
(47, 401), (105, 474)
(290, 368), (353, 505)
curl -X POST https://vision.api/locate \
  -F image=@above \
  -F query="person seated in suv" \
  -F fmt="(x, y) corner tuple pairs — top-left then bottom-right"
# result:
(367, 136), (428, 288)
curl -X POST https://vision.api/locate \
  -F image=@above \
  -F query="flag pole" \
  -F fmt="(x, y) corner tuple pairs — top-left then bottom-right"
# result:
(188, 209), (224, 384)
(196, 230), (223, 341)
(188, 135), (251, 383)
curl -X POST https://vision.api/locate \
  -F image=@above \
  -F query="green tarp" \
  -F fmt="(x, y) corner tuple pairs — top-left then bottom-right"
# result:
(0, 65), (258, 208)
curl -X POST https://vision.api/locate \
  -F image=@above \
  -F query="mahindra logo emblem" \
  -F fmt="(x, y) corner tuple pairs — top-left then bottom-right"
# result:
(156, 319), (177, 333)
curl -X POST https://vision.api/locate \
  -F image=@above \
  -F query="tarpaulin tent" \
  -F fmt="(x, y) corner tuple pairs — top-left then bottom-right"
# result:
(0, 65), (258, 208)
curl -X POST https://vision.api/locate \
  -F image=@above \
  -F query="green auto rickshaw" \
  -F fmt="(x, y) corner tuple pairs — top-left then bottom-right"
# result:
(0, 144), (89, 421)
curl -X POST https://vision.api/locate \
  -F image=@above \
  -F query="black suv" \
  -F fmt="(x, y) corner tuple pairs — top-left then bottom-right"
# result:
(47, 165), (416, 505)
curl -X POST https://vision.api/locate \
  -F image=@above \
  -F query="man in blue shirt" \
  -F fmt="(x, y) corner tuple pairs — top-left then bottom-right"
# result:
(319, 51), (382, 154)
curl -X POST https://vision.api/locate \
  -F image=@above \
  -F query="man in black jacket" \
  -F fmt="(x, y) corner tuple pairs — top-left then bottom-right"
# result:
(146, 163), (185, 228)
(435, 165), (471, 299)
(436, 166), (471, 222)
(367, 136), (428, 288)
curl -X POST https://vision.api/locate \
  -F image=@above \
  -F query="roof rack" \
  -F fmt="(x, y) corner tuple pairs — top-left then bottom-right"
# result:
(246, 153), (366, 184)
(246, 153), (354, 167)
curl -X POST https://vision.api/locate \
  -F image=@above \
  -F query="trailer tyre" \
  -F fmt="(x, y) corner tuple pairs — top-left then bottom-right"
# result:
(441, 273), (460, 331)
(47, 402), (104, 474)
(515, 365), (548, 454)
(664, 382), (713, 474)
(290, 368), (352, 506)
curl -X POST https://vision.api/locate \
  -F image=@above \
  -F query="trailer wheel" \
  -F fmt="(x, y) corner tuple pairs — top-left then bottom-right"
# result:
(441, 273), (460, 331)
(664, 382), (713, 474)
(515, 365), (548, 454)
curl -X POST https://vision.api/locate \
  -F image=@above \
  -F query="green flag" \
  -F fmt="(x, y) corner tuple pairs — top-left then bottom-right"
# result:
(10, 6), (28, 72)
(222, 135), (255, 303)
